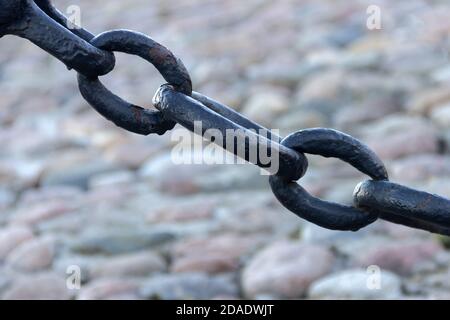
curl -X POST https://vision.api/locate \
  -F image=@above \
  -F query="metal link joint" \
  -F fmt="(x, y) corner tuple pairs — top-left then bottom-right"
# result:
(1, 0), (450, 236)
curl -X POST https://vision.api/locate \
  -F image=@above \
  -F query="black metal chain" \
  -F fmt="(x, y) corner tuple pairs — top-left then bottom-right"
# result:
(2, 0), (450, 235)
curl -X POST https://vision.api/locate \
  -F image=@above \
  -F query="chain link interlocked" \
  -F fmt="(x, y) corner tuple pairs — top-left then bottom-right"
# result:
(2, 0), (450, 235)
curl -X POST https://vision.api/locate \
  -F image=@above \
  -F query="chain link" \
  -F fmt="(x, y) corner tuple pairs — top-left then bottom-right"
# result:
(2, 0), (450, 235)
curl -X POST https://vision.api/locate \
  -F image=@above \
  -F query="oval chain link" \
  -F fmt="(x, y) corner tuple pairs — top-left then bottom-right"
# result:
(1, 0), (450, 235)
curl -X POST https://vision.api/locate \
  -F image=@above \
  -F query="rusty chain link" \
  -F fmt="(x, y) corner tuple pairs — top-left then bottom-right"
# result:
(1, 0), (450, 235)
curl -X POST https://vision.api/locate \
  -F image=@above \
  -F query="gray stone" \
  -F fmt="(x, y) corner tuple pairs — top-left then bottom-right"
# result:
(333, 95), (402, 130)
(107, 140), (168, 169)
(0, 158), (45, 190)
(308, 269), (402, 299)
(421, 269), (450, 290)
(0, 188), (15, 210)
(296, 69), (346, 104)
(246, 60), (322, 86)
(88, 170), (136, 189)
(430, 103), (450, 128)
(90, 251), (166, 278)
(19, 186), (83, 206)
(242, 89), (290, 127)
(422, 178), (450, 199)
(275, 109), (325, 137)
(69, 230), (175, 255)
(139, 273), (238, 300)
(139, 153), (210, 195)
(218, 192), (303, 235)
(140, 153), (267, 194)
(325, 24), (364, 48)
(41, 159), (123, 189)
(0, 274), (11, 296)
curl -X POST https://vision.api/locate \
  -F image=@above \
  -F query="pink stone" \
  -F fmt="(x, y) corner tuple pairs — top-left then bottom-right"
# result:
(0, 226), (34, 261)
(242, 241), (335, 298)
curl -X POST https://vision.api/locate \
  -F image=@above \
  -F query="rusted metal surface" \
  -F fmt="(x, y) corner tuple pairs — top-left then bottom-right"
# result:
(34, 0), (94, 41)
(83, 30), (192, 94)
(77, 73), (176, 135)
(153, 84), (308, 181)
(269, 128), (385, 231)
(191, 91), (282, 143)
(354, 180), (450, 235)
(77, 29), (192, 136)
(1, 0), (450, 236)
(0, 0), (114, 77)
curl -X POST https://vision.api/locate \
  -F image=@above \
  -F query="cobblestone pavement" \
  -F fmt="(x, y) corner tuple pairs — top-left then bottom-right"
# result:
(0, 0), (450, 299)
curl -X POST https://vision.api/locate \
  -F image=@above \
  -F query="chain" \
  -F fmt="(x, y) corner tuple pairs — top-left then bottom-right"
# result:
(2, 0), (450, 236)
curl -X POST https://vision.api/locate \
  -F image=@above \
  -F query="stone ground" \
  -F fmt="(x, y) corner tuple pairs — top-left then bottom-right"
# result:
(1, 0), (450, 300)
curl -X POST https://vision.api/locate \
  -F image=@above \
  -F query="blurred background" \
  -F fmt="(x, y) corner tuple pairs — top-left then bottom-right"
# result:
(0, 0), (450, 300)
